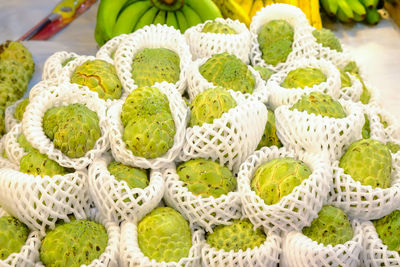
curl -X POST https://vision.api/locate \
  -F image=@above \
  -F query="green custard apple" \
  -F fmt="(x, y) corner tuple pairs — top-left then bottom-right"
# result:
(312, 28), (343, 52)
(199, 52), (255, 94)
(0, 216), (29, 260)
(341, 61), (371, 104)
(342, 61), (359, 74)
(0, 40), (35, 78)
(131, 48), (180, 87)
(40, 219), (108, 267)
(206, 219), (266, 252)
(201, 21), (237, 34)
(290, 92), (347, 119)
(20, 149), (68, 177)
(176, 158), (236, 198)
(257, 109), (282, 149)
(378, 114), (388, 128)
(107, 161), (149, 189)
(373, 210), (400, 252)
(189, 87), (237, 127)
(251, 157), (312, 205)
(17, 134), (35, 153)
(0, 82), (20, 110)
(281, 67), (327, 89)
(362, 114), (371, 139)
(340, 69), (352, 88)
(0, 109), (4, 137)
(253, 65), (274, 82)
(0, 59), (30, 98)
(14, 98), (29, 122)
(138, 207), (192, 263)
(339, 139), (392, 189)
(387, 142), (400, 154)
(302, 205), (353, 246)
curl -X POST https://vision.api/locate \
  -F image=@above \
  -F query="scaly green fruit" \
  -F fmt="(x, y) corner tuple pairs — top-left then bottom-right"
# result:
(0, 216), (29, 260)
(177, 158), (236, 198)
(201, 21), (237, 34)
(312, 28), (343, 52)
(281, 67), (327, 89)
(14, 98), (29, 122)
(107, 161), (149, 189)
(253, 65), (274, 82)
(378, 114), (388, 128)
(189, 87), (237, 127)
(251, 157), (312, 205)
(138, 207), (192, 263)
(17, 134), (35, 153)
(302, 205), (353, 246)
(20, 150), (68, 177)
(362, 114), (370, 139)
(0, 82), (19, 110)
(40, 219), (108, 267)
(342, 61), (359, 74)
(206, 219), (266, 252)
(257, 109), (282, 149)
(0, 109), (4, 137)
(131, 48), (180, 87)
(342, 63), (371, 104)
(0, 59), (29, 98)
(0, 41), (34, 79)
(70, 59), (122, 100)
(340, 69), (352, 88)
(339, 139), (392, 189)
(199, 53), (255, 94)
(373, 210), (400, 252)
(387, 142), (400, 154)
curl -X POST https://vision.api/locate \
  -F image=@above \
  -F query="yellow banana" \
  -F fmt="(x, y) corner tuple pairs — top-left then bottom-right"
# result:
(212, 0), (251, 26)
(309, 0), (322, 28)
(240, 0), (255, 15)
(249, 0), (264, 18)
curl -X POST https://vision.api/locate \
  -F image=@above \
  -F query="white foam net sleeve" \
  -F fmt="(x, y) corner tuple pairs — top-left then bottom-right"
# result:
(201, 229), (281, 267)
(4, 98), (22, 133)
(275, 99), (364, 161)
(42, 51), (79, 81)
(114, 24), (192, 95)
(184, 18), (251, 64)
(338, 74), (363, 103)
(0, 168), (92, 236)
(107, 81), (188, 169)
(313, 39), (354, 69)
(120, 221), (203, 267)
(0, 136), (19, 170)
(88, 154), (165, 224)
(281, 219), (363, 267)
(4, 123), (26, 165)
(96, 34), (129, 63)
(22, 83), (110, 170)
(363, 104), (400, 143)
(28, 80), (59, 101)
(238, 146), (331, 234)
(163, 165), (242, 233)
(179, 91), (267, 174)
(249, 3), (316, 73)
(266, 58), (341, 110)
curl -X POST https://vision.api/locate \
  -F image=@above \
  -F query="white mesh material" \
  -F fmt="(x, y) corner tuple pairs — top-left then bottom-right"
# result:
(4, 123), (26, 165)
(179, 91), (267, 174)
(339, 74), (363, 103)
(42, 51), (79, 81)
(313, 40), (353, 69)
(238, 146), (331, 234)
(120, 221), (203, 267)
(22, 83), (110, 170)
(184, 18), (251, 64)
(363, 105), (400, 143)
(88, 154), (165, 224)
(266, 58), (341, 110)
(28, 79), (59, 100)
(114, 24), (192, 95)
(0, 136), (18, 170)
(4, 98), (23, 133)
(249, 3), (316, 73)
(107, 81), (187, 169)
(281, 220), (363, 267)
(163, 165), (242, 233)
(96, 34), (129, 63)
(275, 99), (364, 161)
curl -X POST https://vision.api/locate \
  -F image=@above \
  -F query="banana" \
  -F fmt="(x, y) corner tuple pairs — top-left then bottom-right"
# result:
(153, 10), (167, 25)
(134, 6), (159, 31)
(94, 22), (107, 47)
(250, 0), (264, 18)
(181, 4), (203, 27)
(175, 10), (189, 32)
(347, 0), (366, 20)
(166, 11), (179, 30)
(212, 0), (251, 26)
(185, 0), (222, 21)
(365, 8), (380, 24)
(96, 0), (131, 42)
(337, 0), (354, 20)
(149, 0), (185, 11)
(320, 0), (338, 16)
(337, 7), (353, 22)
(239, 0), (254, 15)
(309, 0), (322, 28)
(360, 0), (378, 9)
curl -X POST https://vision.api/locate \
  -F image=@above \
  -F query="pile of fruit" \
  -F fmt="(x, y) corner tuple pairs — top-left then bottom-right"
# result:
(1, 3), (400, 266)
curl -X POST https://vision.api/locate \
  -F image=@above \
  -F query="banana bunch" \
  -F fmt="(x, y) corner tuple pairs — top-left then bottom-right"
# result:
(95, 0), (222, 47)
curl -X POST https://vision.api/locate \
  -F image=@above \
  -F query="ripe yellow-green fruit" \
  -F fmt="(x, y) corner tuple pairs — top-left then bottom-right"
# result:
(253, 65), (274, 82)
(312, 28), (343, 52)
(20, 150), (68, 177)
(0, 40), (35, 79)
(17, 134), (35, 153)
(0, 82), (20, 110)
(14, 98), (29, 122)
(373, 210), (400, 252)
(201, 21), (237, 34)
(257, 109), (282, 149)
(281, 67), (327, 89)
(0, 109), (4, 137)
(0, 59), (30, 98)
(340, 69), (352, 88)
(107, 161), (149, 189)
(0, 216), (29, 260)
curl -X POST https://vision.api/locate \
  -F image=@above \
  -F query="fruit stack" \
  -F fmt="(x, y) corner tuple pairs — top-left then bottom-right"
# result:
(0, 3), (400, 266)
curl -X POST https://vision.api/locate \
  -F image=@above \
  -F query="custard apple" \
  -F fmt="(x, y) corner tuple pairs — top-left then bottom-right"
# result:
(312, 28), (343, 52)
(107, 161), (149, 189)
(201, 21), (237, 34)
(251, 157), (312, 205)
(0, 59), (29, 98)
(138, 207), (192, 263)
(342, 61), (359, 74)
(378, 114), (388, 128)
(257, 109), (282, 149)
(177, 158), (236, 198)
(131, 48), (180, 87)
(387, 142), (400, 154)
(0, 109), (4, 137)
(362, 114), (370, 139)
(339, 139), (392, 189)
(189, 87), (237, 127)
(20, 150), (68, 177)
(290, 92), (347, 119)
(340, 69), (352, 88)
(40, 219), (108, 267)
(17, 134), (35, 153)
(302, 205), (353, 246)
(206, 219), (266, 252)
(0, 216), (29, 260)
(253, 65), (274, 82)
(373, 209), (400, 252)
(14, 98), (29, 122)
(342, 61), (370, 104)
(0, 82), (19, 110)
(0, 40), (34, 78)
(199, 52), (255, 94)
(281, 67), (327, 89)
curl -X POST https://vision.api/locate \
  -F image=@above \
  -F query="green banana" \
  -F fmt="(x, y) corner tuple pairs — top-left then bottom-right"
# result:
(134, 6), (159, 30)
(321, 0), (339, 16)
(149, 0), (185, 11)
(360, 0), (378, 9)
(337, 0), (354, 21)
(337, 7), (353, 22)
(94, 22), (107, 47)
(347, 0), (367, 20)
(153, 10), (167, 25)
(366, 8), (380, 24)
(96, 0), (130, 42)
(185, 0), (222, 21)
(181, 4), (203, 28)
(175, 10), (189, 32)
(166, 11), (179, 30)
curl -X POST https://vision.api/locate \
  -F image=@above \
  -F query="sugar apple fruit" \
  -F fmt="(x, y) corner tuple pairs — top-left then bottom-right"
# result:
(199, 52), (255, 94)
(290, 92), (347, 119)
(107, 161), (149, 189)
(201, 21), (237, 34)
(0, 59), (30, 98)
(17, 134), (35, 153)
(341, 61), (371, 104)
(176, 158), (236, 198)
(40, 219), (108, 267)
(253, 65), (274, 82)
(251, 157), (312, 205)
(373, 209), (400, 252)
(362, 114), (371, 139)
(340, 69), (352, 88)
(0, 40), (34, 78)
(0, 82), (19, 110)
(312, 28), (343, 52)
(281, 67), (327, 89)
(0, 109), (4, 137)
(302, 205), (353, 246)
(138, 207), (192, 263)
(378, 114), (388, 128)
(14, 98), (29, 122)
(257, 20), (294, 66)
(343, 61), (359, 74)
(387, 142), (400, 154)
(131, 48), (180, 87)
(206, 219), (266, 252)
(339, 139), (392, 189)
(189, 87), (237, 127)
(257, 109), (282, 149)
(0, 216), (29, 260)
(20, 149), (68, 177)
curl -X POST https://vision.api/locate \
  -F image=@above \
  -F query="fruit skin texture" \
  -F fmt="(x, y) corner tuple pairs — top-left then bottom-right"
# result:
(312, 28), (343, 52)
(373, 210), (400, 252)
(0, 109), (4, 137)
(251, 157), (312, 205)
(40, 219), (108, 267)
(70, 59), (122, 100)
(281, 67), (327, 89)
(131, 48), (180, 88)
(206, 219), (266, 252)
(189, 87), (237, 127)
(17, 134), (35, 153)
(199, 52), (255, 94)
(253, 65), (274, 82)
(201, 21), (237, 34)
(290, 92), (347, 119)
(342, 61), (371, 104)
(340, 69), (352, 88)
(387, 142), (400, 154)
(176, 158), (236, 198)
(20, 150), (68, 177)
(339, 139), (392, 189)
(0, 40), (35, 79)
(302, 205), (353, 246)
(107, 161), (149, 189)
(138, 207), (192, 263)
(14, 98), (29, 121)
(0, 216), (29, 260)
(0, 82), (20, 111)
(0, 59), (30, 98)
(362, 114), (371, 139)
(257, 109), (282, 150)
